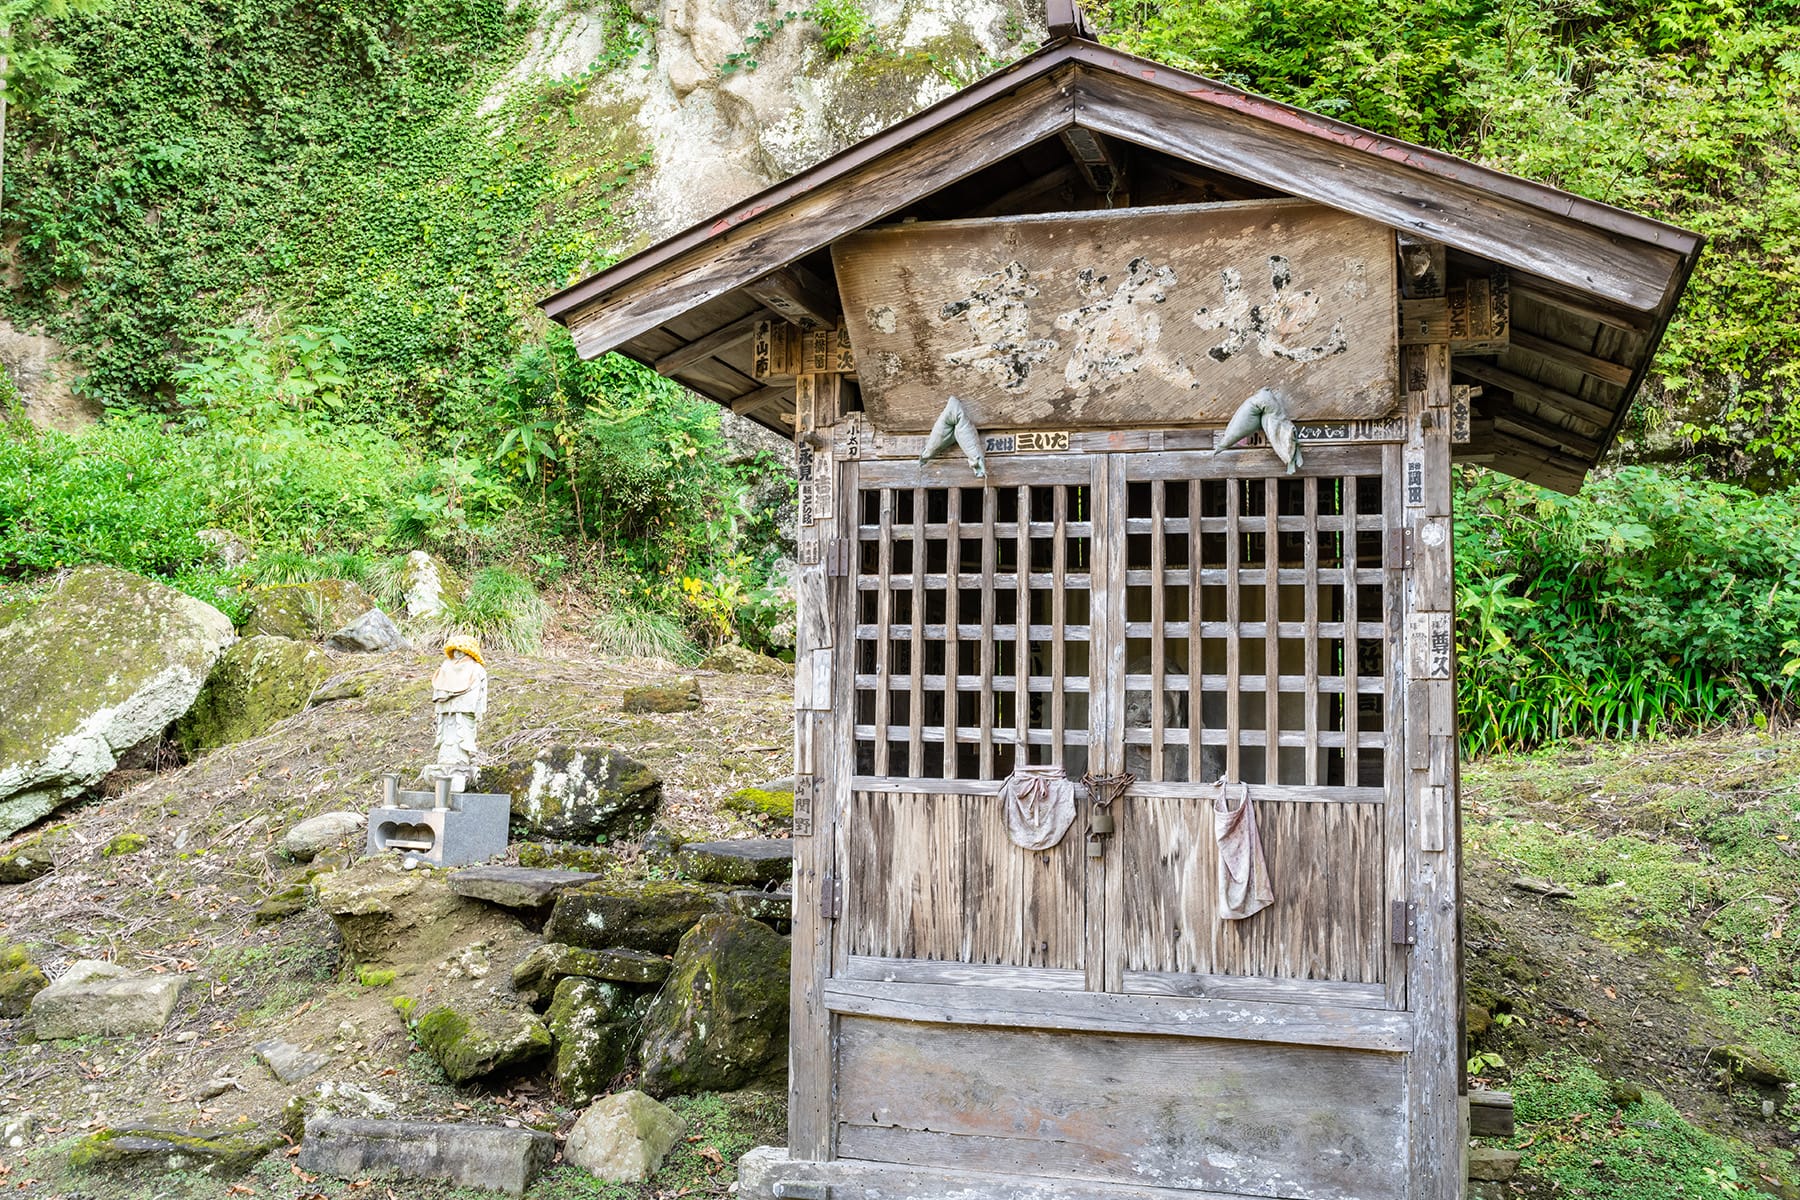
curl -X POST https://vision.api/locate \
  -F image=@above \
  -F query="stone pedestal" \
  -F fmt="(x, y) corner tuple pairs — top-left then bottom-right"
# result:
(366, 787), (509, 868)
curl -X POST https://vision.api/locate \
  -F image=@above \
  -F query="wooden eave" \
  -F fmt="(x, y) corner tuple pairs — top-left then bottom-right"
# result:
(540, 36), (1702, 491)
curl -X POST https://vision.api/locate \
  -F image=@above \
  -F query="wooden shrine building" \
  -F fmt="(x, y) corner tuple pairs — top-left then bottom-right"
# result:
(542, 6), (1701, 1198)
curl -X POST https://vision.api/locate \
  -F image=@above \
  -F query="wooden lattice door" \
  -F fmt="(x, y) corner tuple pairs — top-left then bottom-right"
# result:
(823, 446), (1415, 1200)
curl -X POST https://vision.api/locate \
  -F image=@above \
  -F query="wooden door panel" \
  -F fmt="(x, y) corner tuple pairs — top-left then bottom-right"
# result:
(1115, 796), (1387, 988)
(844, 789), (1088, 973)
(835, 1016), (1409, 1200)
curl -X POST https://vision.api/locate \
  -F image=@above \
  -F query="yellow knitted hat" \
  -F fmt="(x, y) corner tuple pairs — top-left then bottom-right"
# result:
(442, 635), (485, 666)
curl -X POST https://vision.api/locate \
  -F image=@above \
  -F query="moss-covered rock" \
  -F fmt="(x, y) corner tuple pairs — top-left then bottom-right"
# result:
(414, 1001), (551, 1084)
(67, 1125), (284, 1177)
(546, 977), (638, 1105)
(175, 634), (331, 754)
(637, 913), (789, 1097)
(722, 782), (795, 824)
(101, 832), (147, 857)
(516, 842), (619, 873)
(0, 844), (53, 883)
(1710, 1043), (1792, 1088)
(313, 859), (510, 967)
(396, 550), (464, 619)
(0, 943), (48, 1018)
(253, 885), (310, 924)
(512, 943), (672, 1001)
(675, 839), (792, 886)
(241, 579), (375, 640)
(699, 644), (789, 675)
(621, 677), (702, 714)
(482, 746), (662, 841)
(0, 565), (235, 838)
(544, 879), (723, 954)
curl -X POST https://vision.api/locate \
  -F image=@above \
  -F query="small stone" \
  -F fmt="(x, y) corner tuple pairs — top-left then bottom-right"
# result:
(327, 609), (411, 653)
(311, 1080), (397, 1118)
(1465, 1003), (1492, 1038)
(1466, 1147), (1521, 1182)
(622, 677), (702, 714)
(254, 1039), (329, 1084)
(173, 1031), (199, 1044)
(512, 944), (671, 999)
(546, 978), (636, 1105)
(196, 529), (250, 567)
(413, 1003), (551, 1084)
(68, 1124), (284, 1177)
(1510, 875), (1574, 901)
(1608, 1078), (1645, 1107)
(299, 1117), (554, 1199)
(544, 879), (723, 955)
(723, 780), (795, 824)
(284, 812), (368, 861)
(253, 885), (309, 924)
(640, 827), (683, 865)
(675, 839), (793, 886)
(449, 865), (606, 910)
(3, 1116), (32, 1149)
(30, 960), (183, 1040)
(198, 1076), (239, 1100)
(562, 1090), (685, 1183)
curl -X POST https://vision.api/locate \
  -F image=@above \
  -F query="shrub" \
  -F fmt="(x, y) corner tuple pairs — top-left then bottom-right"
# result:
(443, 566), (548, 654)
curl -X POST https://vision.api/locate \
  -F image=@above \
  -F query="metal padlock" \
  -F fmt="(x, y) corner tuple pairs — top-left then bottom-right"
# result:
(1086, 834), (1104, 858)
(1090, 806), (1115, 836)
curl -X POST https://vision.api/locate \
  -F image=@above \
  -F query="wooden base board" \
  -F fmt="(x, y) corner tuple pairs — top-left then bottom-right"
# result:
(739, 1147), (1276, 1200)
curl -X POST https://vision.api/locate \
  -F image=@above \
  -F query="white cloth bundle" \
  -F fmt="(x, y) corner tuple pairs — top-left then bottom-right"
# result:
(1001, 765), (1077, 850)
(1213, 781), (1274, 920)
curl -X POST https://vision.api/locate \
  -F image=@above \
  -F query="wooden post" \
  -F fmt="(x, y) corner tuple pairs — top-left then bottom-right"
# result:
(790, 367), (842, 1162)
(1399, 240), (1468, 1200)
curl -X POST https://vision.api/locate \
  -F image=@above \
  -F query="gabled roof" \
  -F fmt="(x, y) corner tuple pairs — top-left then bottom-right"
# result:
(541, 35), (1702, 492)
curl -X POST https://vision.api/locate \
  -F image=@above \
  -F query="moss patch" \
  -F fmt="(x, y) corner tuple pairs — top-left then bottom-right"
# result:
(722, 786), (794, 822)
(0, 942), (49, 1018)
(176, 635), (332, 754)
(100, 833), (147, 857)
(67, 1125), (285, 1177)
(413, 1002), (551, 1084)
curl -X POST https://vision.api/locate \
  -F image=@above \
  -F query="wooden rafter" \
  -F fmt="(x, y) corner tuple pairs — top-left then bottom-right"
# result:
(967, 162), (1080, 218)
(1454, 359), (1617, 429)
(745, 265), (840, 329)
(1507, 330), (1634, 387)
(653, 311), (766, 377)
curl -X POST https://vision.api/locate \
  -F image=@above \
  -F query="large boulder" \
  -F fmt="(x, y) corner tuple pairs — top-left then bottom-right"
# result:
(544, 880), (723, 954)
(562, 1090), (684, 1183)
(241, 579), (375, 640)
(30, 960), (183, 1039)
(396, 551), (462, 619)
(175, 635), (331, 754)
(636, 914), (789, 1097)
(481, 746), (662, 841)
(545, 978), (638, 1105)
(0, 566), (234, 837)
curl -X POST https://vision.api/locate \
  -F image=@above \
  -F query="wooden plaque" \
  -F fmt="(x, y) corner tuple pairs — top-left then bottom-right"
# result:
(833, 199), (1398, 432)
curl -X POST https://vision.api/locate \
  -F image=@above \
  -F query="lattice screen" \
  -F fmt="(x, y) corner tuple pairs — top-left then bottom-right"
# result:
(853, 481), (1096, 780)
(1121, 473), (1388, 787)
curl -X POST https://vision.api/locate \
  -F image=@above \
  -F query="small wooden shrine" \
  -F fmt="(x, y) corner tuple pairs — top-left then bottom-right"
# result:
(541, 6), (1701, 1197)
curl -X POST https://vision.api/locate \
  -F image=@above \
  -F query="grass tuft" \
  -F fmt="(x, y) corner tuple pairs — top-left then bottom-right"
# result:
(441, 566), (547, 654)
(590, 606), (700, 662)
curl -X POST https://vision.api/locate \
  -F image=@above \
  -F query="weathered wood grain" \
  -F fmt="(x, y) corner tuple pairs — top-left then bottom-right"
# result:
(832, 1016), (1408, 1198)
(834, 200), (1399, 432)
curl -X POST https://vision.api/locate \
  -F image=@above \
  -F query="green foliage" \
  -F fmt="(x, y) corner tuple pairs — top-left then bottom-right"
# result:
(1455, 466), (1800, 751)
(444, 565), (548, 653)
(1507, 1055), (1787, 1197)
(590, 606), (701, 662)
(720, 0), (875, 73)
(0, 0), (108, 120)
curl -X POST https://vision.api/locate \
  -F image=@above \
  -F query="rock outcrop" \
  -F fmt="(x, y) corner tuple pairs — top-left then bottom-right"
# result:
(0, 566), (234, 837)
(636, 913), (789, 1096)
(482, 746), (662, 841)
(544, 879), (722, 954)
(545, 978), (638, 1104)
(241, 579), (376, 640)
(175, 634), (331, 754)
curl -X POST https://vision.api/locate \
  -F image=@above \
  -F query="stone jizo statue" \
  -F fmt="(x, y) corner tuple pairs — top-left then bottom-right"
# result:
(430, 635), (488, 791)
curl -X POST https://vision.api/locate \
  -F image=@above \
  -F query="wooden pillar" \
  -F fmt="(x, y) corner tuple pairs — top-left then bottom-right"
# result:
(789, 367), (843, 1161)
(1399, 237), (1467, 1199)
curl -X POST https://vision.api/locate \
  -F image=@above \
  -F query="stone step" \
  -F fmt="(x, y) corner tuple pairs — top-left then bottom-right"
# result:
(676, 839), (793, 886)
(449, 865), (606, 909)
(300, 1118), (555, 1199)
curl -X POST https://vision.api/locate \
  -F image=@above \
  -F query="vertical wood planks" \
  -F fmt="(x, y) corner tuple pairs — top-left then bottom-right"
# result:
(909, 487), (926, 773)
(1150, 479), (1168, 780)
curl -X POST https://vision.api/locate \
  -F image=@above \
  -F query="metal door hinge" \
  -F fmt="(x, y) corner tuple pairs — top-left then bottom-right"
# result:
(826, 537), (852, 577)
(1390, 900), (1418, 946)
(819, 875), (842, 920)
(1387, 528), (1414, 571)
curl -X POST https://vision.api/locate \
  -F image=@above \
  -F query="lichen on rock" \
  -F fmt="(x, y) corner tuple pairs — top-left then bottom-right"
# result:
(413, 1001), (552, 1084)
(543, 878), (723, 954)
(546, 977), (638, 1104)
(175, 634), (332, 754)
(482, 745), (662, 841)
(0, 565), (234, 838)
(636, 912), (789, 1096)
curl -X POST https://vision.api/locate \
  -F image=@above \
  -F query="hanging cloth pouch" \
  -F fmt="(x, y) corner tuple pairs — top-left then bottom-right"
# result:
(1213, 780), (1275, 920)
(1001, 765), (1077, 851)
